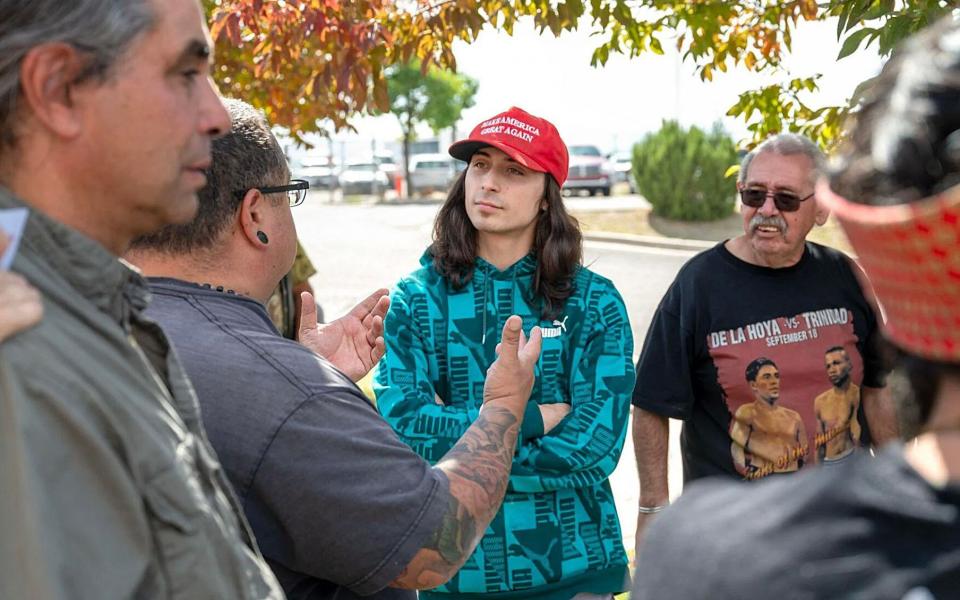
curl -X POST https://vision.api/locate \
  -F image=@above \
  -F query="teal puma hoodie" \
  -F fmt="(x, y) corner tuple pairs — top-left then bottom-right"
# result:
(373, 251), (635, 600)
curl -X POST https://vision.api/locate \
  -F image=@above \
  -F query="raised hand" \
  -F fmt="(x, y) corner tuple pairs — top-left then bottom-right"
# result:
(0, 234), (42, 341)
(483, 315), (542, 415)
(297, 288), (389, 382)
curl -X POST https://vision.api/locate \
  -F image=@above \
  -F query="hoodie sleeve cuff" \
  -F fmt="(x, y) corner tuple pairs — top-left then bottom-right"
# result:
(521, 401), (544, 440)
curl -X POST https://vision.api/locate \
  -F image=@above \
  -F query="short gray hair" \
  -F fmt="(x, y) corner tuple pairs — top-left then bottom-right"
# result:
(0, 0), (155, 149)
(738, 133), (825, 186)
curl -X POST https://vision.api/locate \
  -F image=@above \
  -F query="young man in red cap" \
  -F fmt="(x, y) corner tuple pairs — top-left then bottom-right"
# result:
(374, 107), (636, 600)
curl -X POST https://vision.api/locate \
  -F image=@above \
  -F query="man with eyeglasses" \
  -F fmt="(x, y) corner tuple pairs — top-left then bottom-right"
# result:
(126, 99), (544, 600)
(630, 133), (899, 560)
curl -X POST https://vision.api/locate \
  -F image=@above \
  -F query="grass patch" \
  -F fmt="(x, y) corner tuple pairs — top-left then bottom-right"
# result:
(357, 370), (376, 404)
(342, 193), (373, 205)
(571, 208), (659, 237)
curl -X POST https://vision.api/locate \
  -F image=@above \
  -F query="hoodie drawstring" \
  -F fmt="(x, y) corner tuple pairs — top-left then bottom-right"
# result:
(481, 268), (490, 345)
(481, 260), (526, 345)
(511, 269), (518, 316)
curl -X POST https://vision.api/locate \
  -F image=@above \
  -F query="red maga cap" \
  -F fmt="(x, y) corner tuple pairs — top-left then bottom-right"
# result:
(449, 106), (569, 187)
(817, 179), (960, 361)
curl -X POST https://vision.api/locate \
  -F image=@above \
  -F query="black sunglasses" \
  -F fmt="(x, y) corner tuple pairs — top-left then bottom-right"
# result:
(235, 179), (310, 207)
(739, 187), (814, 212)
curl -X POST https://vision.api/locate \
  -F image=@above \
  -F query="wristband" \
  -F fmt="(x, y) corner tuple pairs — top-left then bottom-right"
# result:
(637, 504), (667, 514)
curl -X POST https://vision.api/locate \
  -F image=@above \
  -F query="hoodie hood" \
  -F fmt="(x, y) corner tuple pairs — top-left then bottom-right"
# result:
(419, 248), (537, 280)
(419, 248), (539, 344)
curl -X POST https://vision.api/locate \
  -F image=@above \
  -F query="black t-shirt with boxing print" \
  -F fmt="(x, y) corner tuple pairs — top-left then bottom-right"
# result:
(633, 241), (887, 483)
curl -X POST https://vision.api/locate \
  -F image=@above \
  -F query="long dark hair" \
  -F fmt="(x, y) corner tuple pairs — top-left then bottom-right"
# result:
(430, 170), (582, 320)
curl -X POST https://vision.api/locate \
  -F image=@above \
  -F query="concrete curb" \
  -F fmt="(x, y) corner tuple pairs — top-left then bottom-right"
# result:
(584, 231), (715, 252)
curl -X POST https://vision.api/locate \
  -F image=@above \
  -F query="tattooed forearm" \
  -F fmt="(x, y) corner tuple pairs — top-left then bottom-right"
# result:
(392, 315), (538, 590)
(390, 404), (520, 589)
(442, 404), (519, 497)
(434, 404), (518, 552)
(425, 492), (477, 564)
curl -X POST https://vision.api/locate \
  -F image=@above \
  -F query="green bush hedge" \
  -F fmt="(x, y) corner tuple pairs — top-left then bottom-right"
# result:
(633, 121), (738, 221)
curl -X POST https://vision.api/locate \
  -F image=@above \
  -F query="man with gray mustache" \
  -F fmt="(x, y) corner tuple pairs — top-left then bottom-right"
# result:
(629, 134), (899, 561)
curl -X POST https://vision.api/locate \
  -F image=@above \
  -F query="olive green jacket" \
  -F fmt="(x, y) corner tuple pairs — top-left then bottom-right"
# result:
(0, 189), (283, 599)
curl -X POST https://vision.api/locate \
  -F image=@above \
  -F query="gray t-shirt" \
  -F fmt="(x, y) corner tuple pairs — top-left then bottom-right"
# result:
(145, 277), (450, 599)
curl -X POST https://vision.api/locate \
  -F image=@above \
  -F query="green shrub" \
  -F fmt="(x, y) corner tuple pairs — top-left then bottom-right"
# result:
(633, 121), (738, 221)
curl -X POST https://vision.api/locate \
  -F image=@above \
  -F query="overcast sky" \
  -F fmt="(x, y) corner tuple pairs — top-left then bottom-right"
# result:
(298, 16), (885, 161)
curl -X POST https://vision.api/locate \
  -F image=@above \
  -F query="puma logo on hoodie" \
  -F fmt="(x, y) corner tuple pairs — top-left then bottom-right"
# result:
(542, 315), (569, 338)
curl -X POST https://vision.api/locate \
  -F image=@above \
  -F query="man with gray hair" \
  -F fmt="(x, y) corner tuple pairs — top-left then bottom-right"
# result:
(0, 0), (286, 597)
(630, 133), (899, 556)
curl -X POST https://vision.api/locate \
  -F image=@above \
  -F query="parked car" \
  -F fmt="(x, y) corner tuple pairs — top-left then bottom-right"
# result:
(564, 144), (613, 196)
(408, 153), (459, 195)
(374, 153), (399, 178)
(296, 155), (339, 191)
(339, 162), (390, 196)
(609, 150), (636, 193)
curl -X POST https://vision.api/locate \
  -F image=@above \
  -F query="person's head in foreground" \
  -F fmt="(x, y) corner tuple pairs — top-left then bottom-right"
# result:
(0, 2), (286, 599)
(129, 98), (301, 303)
(823, 15), (960, 442)
(432, 106), (582, 318)
(0, 0), (229, 255)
